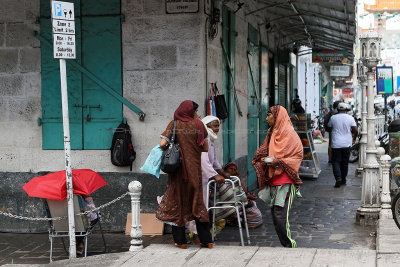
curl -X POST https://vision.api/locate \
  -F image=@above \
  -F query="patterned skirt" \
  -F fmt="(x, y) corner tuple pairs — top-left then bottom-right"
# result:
(258, 183), (301, 207)
(211, 183), (248, 222)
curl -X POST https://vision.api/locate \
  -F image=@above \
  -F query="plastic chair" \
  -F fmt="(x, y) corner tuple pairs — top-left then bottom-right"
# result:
(44, 195), (106, 262)
(206, 176), (250, 246)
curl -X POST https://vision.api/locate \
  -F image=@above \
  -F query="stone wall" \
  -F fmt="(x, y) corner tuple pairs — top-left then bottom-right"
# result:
(122, 0), (207, 172)
(0, 0), (207, 173)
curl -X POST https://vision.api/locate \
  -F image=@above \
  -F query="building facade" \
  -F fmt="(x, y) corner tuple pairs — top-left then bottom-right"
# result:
(1, 0), (354, 232)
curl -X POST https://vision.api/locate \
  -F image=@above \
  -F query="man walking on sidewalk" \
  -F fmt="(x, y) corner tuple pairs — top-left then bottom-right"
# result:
(327, 103), (358, 188)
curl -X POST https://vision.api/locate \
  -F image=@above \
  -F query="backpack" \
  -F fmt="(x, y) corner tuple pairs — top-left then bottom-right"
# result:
(111, 121), (136, 170)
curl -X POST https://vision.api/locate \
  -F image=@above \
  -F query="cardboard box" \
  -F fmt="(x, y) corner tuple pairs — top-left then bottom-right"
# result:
(125, 213), (164, 235)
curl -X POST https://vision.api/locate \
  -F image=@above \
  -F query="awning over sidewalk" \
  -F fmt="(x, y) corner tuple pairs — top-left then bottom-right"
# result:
(245, 0), (356, 62)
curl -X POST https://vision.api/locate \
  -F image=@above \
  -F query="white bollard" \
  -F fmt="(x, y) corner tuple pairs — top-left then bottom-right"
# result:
(380, 155), (392, 219)
(376, 147), (386, 189)
(129, 181), (143, 251)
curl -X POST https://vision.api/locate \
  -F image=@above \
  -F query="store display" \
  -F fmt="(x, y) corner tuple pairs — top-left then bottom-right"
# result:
(290, 113), (321, 179)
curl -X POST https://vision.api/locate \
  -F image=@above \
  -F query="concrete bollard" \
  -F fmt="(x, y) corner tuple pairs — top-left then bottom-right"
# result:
(380, 155), (392, 219)
(128, 181), (143, 251)
(376, 147), (386, 189)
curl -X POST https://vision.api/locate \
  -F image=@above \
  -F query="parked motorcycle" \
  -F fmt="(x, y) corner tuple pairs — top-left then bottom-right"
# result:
(349, 117), (362, 163)
(378, 132), (389, 154)
(313, 115), (325, 137)
(385, 119), (400, 229)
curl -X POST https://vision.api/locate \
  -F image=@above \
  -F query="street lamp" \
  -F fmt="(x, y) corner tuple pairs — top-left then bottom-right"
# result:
(357, 62), (367, 174)
(356, 30), (382, 225)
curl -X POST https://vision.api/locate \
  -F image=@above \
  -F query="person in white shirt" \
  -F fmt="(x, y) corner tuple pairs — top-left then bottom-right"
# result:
(389, 100), (400, 121)
(327, 102), (358, 188)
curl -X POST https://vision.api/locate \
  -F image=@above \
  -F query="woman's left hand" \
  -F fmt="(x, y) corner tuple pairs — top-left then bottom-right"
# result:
(267, 158), (280, 168)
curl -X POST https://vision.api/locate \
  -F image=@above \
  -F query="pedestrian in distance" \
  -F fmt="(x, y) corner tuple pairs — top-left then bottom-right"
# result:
(389, 100), (400, 122)
(327, 102), (358, 188)
(253, 105), (303, 248)
(324, 101), (341, 163)
(292, 98), (305, 114)
(156, 100), (213, 249)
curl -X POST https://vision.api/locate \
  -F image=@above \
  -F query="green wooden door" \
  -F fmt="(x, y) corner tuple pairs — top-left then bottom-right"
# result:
(40, 0), (122, 150)
(81, 2), (122, 149)
(222, 7), (235, 164)
(247, 24), (259, 191)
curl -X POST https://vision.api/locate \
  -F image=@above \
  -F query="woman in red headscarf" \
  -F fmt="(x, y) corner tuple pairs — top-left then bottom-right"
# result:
(252, 105), (303, 248)
(156, 100), (213, 248)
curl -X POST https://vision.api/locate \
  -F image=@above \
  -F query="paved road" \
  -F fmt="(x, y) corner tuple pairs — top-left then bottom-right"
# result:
(0, 143), (375, 265)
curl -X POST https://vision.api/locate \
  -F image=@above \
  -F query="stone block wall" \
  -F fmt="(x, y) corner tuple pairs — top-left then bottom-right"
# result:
(0, 0), (42, 172)
(122, 0), (207, 171)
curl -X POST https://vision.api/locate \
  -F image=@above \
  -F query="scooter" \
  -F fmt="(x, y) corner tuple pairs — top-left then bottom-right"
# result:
(313, 115), (325, 137)
(378, 132), (389, 154)
(349, 117), (362, 163)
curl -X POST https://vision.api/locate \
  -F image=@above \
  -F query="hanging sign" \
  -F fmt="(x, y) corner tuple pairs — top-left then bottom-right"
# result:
(166, 0), (199, 14)
(51, 1), (76, 59)
(330, 65), (350, 76)
(376, 66), (393, 95)
(312, 50), (348, 64)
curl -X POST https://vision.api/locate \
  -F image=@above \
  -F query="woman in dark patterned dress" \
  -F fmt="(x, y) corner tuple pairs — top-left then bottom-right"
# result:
(156, 100), (213, 249)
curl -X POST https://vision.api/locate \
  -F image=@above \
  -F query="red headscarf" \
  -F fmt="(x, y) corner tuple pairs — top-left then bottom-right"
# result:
(174, 100), (205, 146)
(224, 162), (238, 170)
(252, 105), (303, 187)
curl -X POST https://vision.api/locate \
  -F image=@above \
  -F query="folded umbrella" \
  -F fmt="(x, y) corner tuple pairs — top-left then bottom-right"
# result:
(23, 169), (107, 200)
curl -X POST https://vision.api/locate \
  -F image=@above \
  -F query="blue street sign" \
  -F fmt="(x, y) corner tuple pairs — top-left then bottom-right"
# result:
(397, 76), (400, 92)
(376, 66), (393, 95)
(54, 2), (62, 17)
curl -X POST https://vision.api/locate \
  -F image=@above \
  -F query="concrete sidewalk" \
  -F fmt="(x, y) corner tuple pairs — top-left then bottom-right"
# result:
(8, 218), (400, 267)
(45, 244), (378, 267)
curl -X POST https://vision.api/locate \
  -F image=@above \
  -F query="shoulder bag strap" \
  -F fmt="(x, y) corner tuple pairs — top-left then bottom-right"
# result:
(171, 120), (177, 144)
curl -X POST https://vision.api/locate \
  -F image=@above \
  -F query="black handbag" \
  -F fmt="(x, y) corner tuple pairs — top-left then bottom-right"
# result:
(161, 121), (182, 173)
(213, 83), (228, 120)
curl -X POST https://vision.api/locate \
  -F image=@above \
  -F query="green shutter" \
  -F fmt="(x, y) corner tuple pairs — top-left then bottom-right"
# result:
(40, 0), (122, 150)
(247, 24), (259, 191)
(278, 64), (287, 108)
(222, 6), (235, 164)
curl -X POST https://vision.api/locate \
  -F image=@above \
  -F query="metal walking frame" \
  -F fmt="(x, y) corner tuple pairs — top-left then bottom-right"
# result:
(206, 176), (250, 246)
(44, 195), (107, 262)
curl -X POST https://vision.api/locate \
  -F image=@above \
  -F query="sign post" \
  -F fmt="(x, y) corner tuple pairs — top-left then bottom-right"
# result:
(376, 66), (394, 130)
(51, 0), (76, 259)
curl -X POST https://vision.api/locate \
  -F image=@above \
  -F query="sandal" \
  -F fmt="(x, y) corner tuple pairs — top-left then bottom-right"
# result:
(174, 243), (187, 249)
(200, 243), (213, 248)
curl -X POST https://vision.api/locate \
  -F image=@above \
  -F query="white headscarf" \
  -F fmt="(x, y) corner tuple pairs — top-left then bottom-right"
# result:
(202, 116), (220, 141)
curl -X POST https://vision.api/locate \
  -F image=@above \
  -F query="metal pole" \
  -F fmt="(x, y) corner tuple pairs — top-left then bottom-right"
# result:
(60, 58), (76, 258)
(384, 94), (388, 131)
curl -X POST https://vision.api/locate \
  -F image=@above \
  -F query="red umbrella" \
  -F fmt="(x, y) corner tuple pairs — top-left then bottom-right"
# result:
(23, 169), (107, 200)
